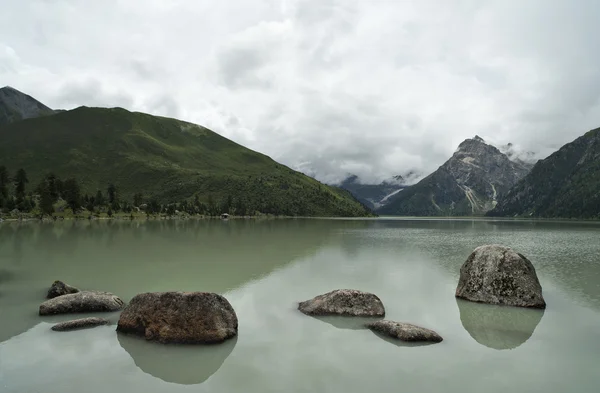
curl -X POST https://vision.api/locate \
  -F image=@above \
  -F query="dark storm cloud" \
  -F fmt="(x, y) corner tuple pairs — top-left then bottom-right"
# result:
(1, 0), (600, 183)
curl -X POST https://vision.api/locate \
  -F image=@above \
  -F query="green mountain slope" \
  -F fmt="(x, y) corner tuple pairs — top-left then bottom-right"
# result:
(0, 106), (371, 217)
(488, 127), (600, 219)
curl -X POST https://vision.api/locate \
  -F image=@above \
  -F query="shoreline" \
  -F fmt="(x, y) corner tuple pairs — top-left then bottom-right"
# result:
(1, 214), (599, 224)
(0, 214), (299, 223)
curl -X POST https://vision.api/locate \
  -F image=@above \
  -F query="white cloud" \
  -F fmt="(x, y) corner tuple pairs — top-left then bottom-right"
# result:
(1, 0), (599, 184)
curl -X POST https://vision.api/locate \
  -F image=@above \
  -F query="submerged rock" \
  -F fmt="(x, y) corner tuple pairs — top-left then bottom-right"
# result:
(51, 317), (110, 332)
(366, 320), (443, 343)
(116, 292), (238, 344)
(298, 289), (385, 317)
(47, 280), (80, 299)
(39, 291), (124, 315)
(455, 245), (546, 309)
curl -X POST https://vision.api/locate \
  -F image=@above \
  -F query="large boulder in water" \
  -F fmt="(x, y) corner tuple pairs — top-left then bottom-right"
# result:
(298, 289), (385, 317)
(116, 292), (238, 344)
(47, 280), (80, 299)
(51, 317), (110, 332)
(366, 320), (443, 343)
(39, 291), (124, 315)
(455, 245), (546, 309)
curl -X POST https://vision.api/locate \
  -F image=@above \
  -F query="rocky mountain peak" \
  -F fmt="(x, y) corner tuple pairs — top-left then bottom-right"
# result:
(377, 135), (532, 216)
(455, 135), (502, 160)
(0, 86), (55, 126)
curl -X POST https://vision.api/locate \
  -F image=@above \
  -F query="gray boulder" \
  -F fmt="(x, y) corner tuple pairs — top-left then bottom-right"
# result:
(116, 292), (238, 344)
(47, 280), (80, 299)
(298, 289), (385, 317)
(366, 320), (443, 343)
(51, 317), (110, 332)
(455, 245), (546, 309)
(39, 291), (124, 315)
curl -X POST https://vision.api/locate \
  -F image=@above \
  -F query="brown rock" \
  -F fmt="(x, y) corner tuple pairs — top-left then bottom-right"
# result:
(298, 289), (385, 317)
(455, 245), (546, 309)
(116, 292), (238, 344)
(47, 280), (80, 299)
(39, 291), (124, 315)
(366, 320), (443, 343)
(51, 317), (110, 331)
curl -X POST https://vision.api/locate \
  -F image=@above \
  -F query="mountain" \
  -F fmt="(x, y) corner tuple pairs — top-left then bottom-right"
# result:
(337, 175), (407, 210)
(0, 86), (55, 125)
(0, 106), (372, 217)
(377, 136), (531, 216)
(489, 127), (600, 219)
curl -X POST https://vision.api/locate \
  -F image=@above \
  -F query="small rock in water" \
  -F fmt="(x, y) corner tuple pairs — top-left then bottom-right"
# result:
(298, 289), (385, 317)
(51, 317), (110, 332)
(366, 320), (443, 343)
(117, 292), (238, 344)
(455, 244), (546, 309)
(39, 291), (124, 315)
(47, 280), (80, 299)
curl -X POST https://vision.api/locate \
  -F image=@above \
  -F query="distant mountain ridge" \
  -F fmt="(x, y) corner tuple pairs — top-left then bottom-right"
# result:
(0, 86), (55, 125)
(489, 127), (600, 219)
(377, 136), (531, 216)
(336, 172), (422, 210)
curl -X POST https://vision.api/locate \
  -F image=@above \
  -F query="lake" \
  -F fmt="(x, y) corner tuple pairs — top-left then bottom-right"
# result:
(1, 218), (600, 393)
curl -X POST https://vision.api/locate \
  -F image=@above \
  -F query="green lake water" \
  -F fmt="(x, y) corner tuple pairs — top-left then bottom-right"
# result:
(1, 218), (599, 392)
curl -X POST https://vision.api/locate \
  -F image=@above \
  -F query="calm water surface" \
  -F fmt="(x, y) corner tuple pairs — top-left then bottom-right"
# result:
(1, 218), (599, 392)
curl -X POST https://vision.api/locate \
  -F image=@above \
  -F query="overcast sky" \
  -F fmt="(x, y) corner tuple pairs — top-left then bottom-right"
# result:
(1, 0), (599, 184)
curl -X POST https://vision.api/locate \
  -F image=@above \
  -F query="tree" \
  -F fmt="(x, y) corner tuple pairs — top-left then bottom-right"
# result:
(14, 168), (28, 202)
(222, 194), (233, 214)
(0, 166), (9, 201)
(18, 197), (34, 213)
(133, 192), (143, 207)
(85, 198), (95, 212)
(5, 196), (16, 211)
(111, 200), (121, 212)
(166, 204), (176, 216)
(207, 195), (217, 216)
(95, 190), (105, 207)
(234, 197), (246, 216)
(39, 183), (55, 217)
(107, 183), (117, 204)
(44, 173), (60, 202)
(63, 178), (82, 212)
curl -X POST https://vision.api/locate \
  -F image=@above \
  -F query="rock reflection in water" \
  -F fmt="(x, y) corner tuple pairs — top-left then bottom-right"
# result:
(307, 315), (384, 330)
(117, 333), (237, 385)
(457, 299), (544, 350)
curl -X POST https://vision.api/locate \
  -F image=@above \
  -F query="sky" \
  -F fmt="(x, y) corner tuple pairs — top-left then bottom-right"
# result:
(1, 0), (600, 184)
